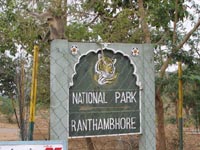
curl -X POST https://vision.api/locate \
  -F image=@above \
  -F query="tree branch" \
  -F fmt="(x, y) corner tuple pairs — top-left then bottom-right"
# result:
(195, 48), (200, 57)
(86, 14), (100, 26)
(159, 19), (200, 77)
(159, 0), (178, 78)
(176, 19), (200, 50)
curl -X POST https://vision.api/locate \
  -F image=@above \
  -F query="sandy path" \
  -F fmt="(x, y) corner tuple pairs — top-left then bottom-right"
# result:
(0, 118), (20, 141)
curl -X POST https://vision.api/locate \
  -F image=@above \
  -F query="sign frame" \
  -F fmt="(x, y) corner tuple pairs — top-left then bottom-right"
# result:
(69, 47), (142, 138)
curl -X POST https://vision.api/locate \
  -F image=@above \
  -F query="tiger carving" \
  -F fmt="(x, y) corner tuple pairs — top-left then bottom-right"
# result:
(94, 53), (118, 85)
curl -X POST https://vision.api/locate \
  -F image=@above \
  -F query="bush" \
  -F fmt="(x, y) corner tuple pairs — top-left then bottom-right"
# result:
(0, 96), (15, 123)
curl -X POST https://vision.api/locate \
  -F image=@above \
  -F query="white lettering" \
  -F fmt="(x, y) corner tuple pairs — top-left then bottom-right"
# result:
(104, 118), (110, 130)
(70, 117), (137, 132)
(72, 92), (107, 104)
(76, 120), (82, 131)
(93, 119), (98, 130)
(114, 118), (121, 129)
(132, 91), (137, 103)
(130, 117), (136, 129)
(109, 118), (115, 129)
(114, 91), (137, 103)
(98, 119), (103, 130)
(115, 92), (120, 103)
(71, 120), (76, 132)
(88, 119), (92, 131)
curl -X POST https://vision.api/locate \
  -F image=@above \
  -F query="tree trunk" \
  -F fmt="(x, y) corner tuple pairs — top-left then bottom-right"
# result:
(138, 0), (151, 43)
(175, 99), (178, 127)
(156, 89), (166, 150)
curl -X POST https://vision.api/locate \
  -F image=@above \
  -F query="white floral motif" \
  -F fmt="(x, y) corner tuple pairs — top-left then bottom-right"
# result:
(132, 48), (139, 56)
(71, 45), (78, 55)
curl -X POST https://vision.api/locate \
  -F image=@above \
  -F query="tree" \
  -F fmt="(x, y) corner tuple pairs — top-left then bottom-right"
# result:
(183, 63), (200, 123)
(0, 51), (32, 140)
(0, 53), (17, 97)
(69, 1), (200, 149)
(0, 0), (68, 140)
(162, 62), (200, 124)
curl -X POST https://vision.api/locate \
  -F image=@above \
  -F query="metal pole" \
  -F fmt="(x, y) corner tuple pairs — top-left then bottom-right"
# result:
(29, 45), (39, 140)
(178, 61), (183, 150)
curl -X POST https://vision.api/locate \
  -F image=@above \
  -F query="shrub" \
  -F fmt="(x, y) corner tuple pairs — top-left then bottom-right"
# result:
(0, 96), (15, 123)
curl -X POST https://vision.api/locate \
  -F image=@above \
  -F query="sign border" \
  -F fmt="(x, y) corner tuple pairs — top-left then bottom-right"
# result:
(69, 46), (142, 138)
(70, 46), (142, 88)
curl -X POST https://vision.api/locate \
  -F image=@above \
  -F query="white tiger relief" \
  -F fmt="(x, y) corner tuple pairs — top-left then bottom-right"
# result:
(94, 53), (118, 85)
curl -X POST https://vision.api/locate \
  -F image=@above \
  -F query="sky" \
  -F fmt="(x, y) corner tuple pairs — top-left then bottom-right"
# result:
(166, 0), (200, 72)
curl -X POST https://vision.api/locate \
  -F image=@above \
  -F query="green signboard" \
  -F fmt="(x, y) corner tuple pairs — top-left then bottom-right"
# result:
(69, 48), (141, 137)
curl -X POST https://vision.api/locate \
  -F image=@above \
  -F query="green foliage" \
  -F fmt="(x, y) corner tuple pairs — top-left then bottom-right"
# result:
(67, 23), (96, 42)
(0, 1), (40, 54)
(184, 118), (195, 127)
(162, 63), (200, 125)
(166, 116), (176, 124)
(189, 75), (200, 81)
(36, 55), (50, 105)
(147, 0), (186, 28)
(183, 64), (200, 124)
(76, 1), (141, 42)
(0, 54), (17, 97)
(171, 50), (195, 66)
(156, 72), (178, 98)
(0, 96), (15, 122)
(0, 96), (14, 115)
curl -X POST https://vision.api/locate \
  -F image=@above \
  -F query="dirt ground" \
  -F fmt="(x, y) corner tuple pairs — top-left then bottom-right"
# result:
(0, 122), (19, 141)
(0, 113), (200, 150)
(165, 124), (200, 150)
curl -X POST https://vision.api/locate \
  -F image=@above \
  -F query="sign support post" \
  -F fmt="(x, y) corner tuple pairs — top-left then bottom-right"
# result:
(178, 61), (183, 150)
(29, 45), (39, 140)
